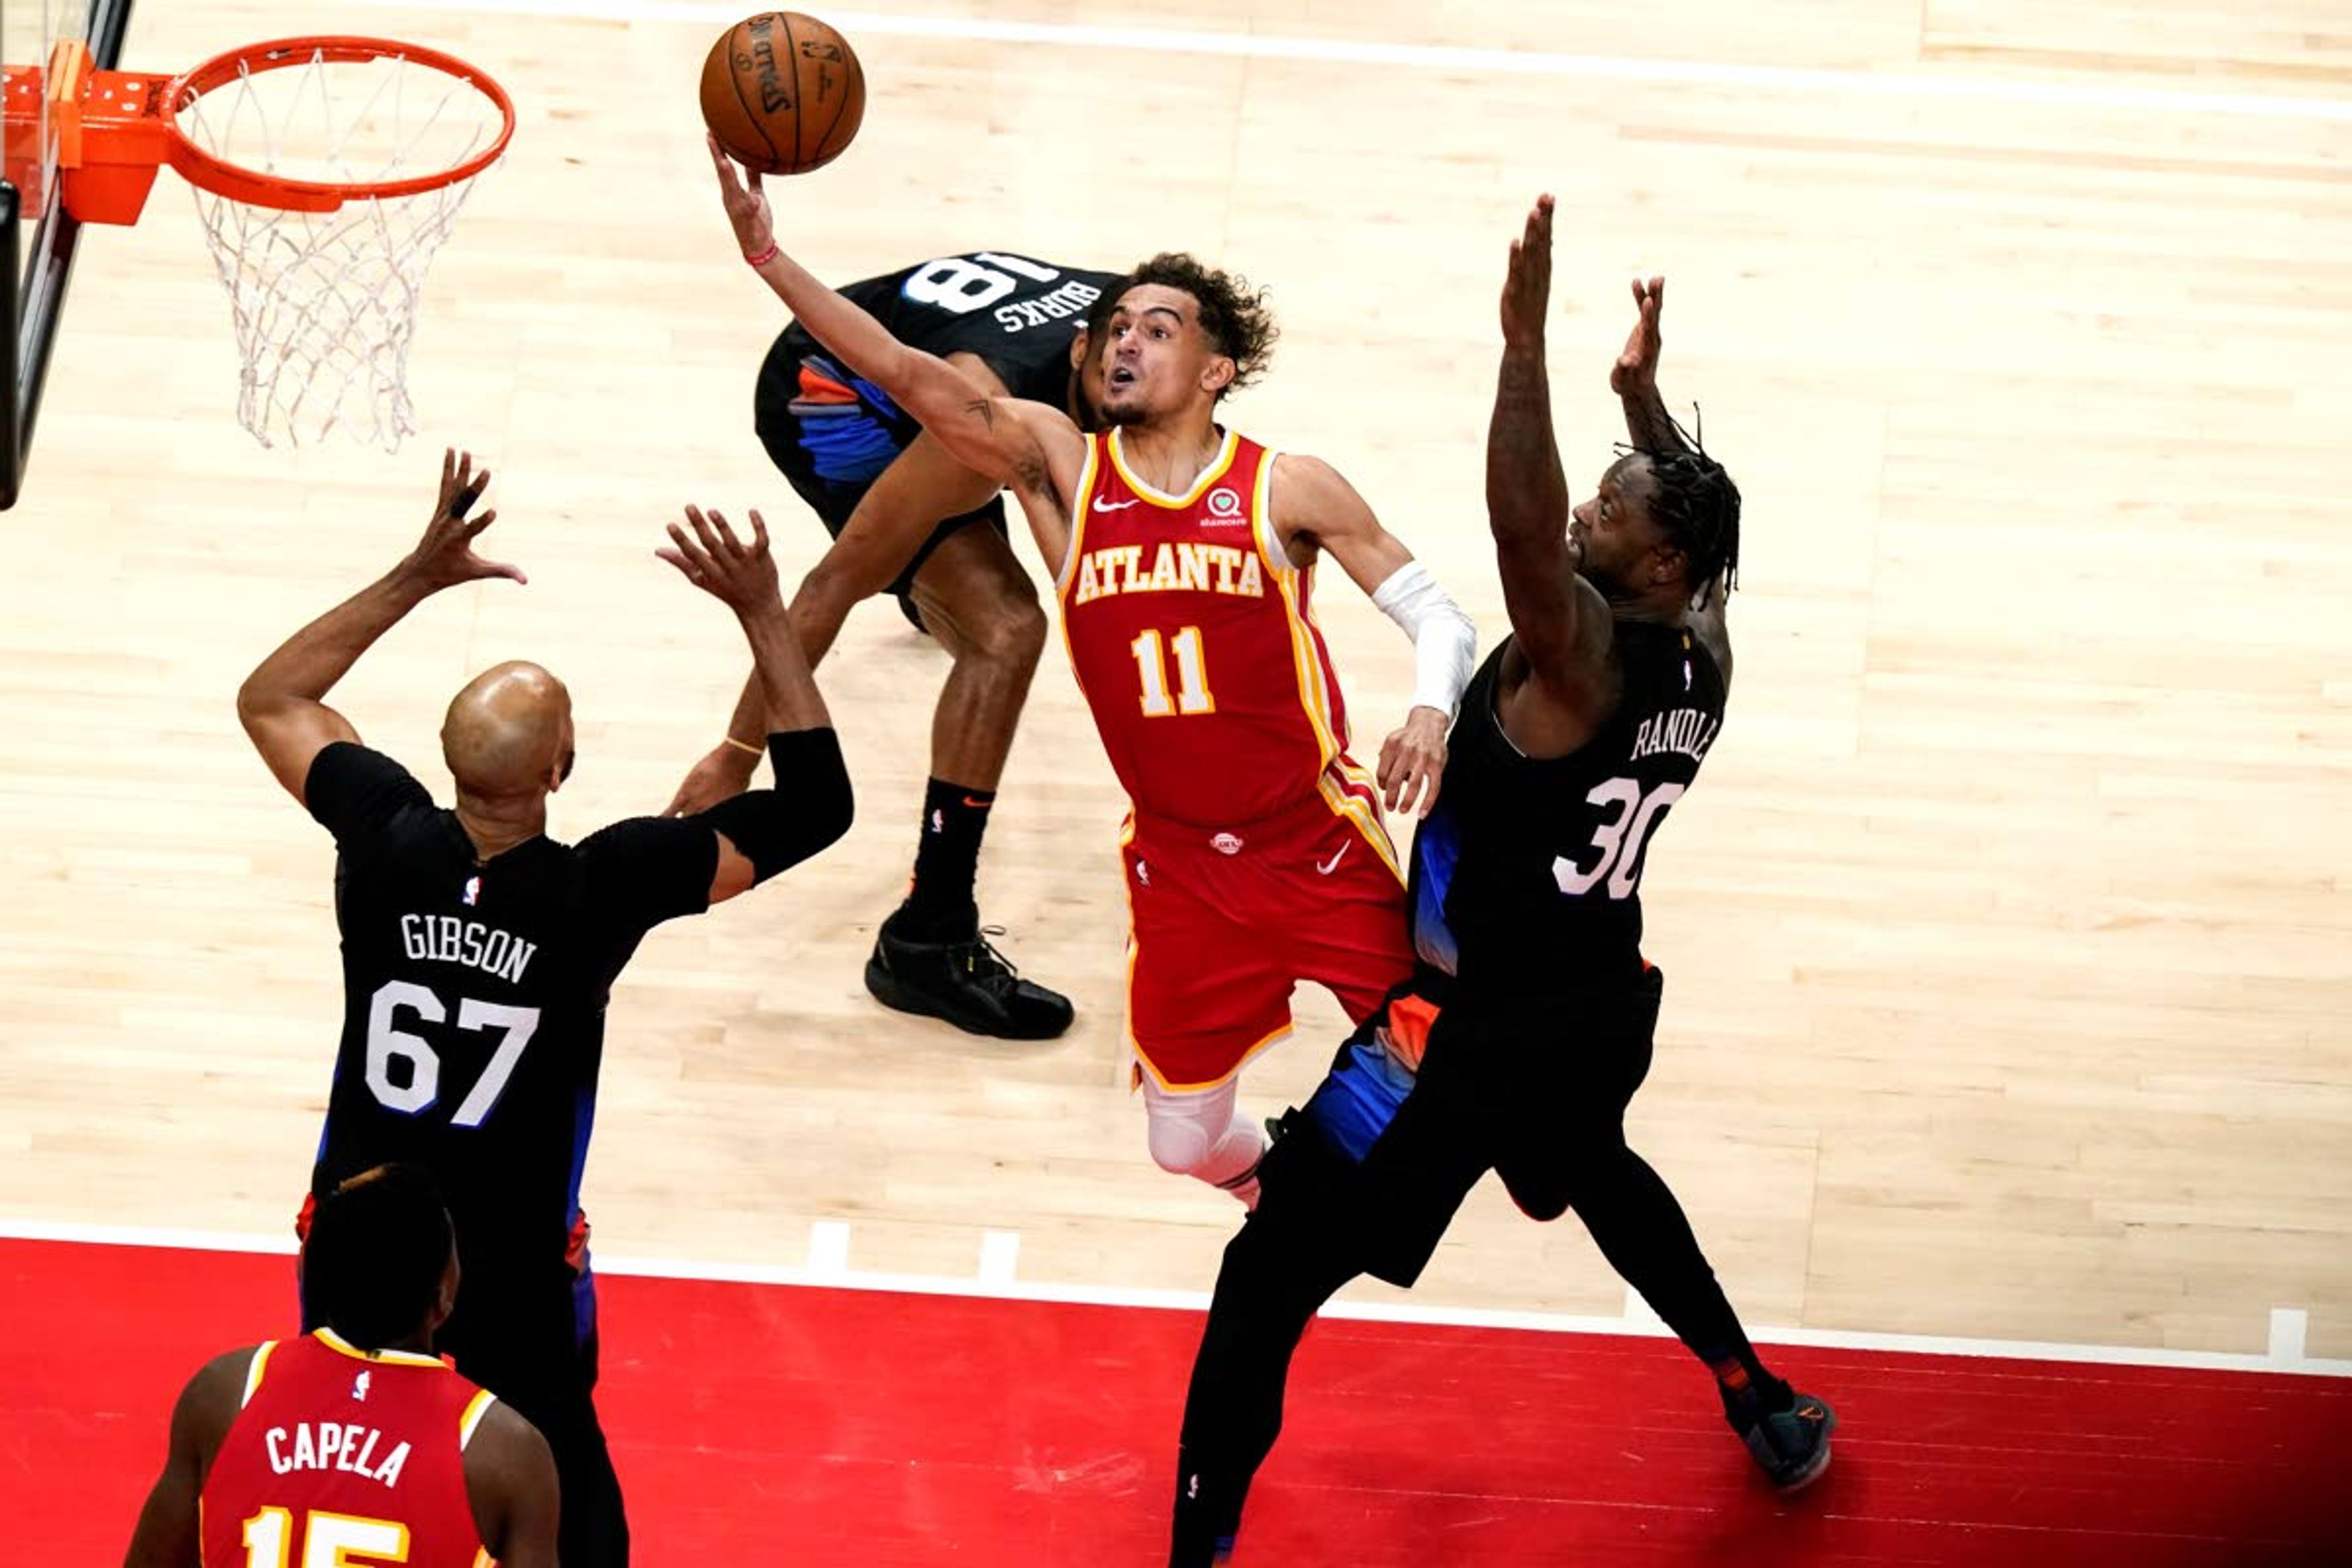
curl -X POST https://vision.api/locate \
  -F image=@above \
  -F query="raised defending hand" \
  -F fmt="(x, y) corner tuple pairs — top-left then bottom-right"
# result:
(396, 448), (526, 592)
(1611, 276), (1664, 396)
(1378, 706), (1449, 818)
(658, 505), (785, 617)
(707, 132), (776, 260)
(1499, 194), (1555, 349)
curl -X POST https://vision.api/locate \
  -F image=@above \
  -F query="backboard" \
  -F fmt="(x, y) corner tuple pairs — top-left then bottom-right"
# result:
(1, 0), (134, 508)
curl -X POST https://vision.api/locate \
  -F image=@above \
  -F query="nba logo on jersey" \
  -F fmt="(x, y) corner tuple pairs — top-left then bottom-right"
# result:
(351, 1371), (370, 1403)
(461, 875), (481, 907)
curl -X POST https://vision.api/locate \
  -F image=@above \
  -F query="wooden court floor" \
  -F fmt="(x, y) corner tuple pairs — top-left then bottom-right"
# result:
(1, 0), (2348, 1364)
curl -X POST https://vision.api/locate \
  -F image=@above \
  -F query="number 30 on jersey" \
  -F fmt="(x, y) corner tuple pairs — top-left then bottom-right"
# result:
(1554, 778), (1683, 900)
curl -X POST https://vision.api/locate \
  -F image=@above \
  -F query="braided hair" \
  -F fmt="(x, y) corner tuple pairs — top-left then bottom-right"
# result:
(1628, 410), (1740, 605)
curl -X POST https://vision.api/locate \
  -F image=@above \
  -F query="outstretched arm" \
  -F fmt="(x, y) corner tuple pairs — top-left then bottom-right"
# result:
(657, 505), (847, 903)
(1613, 276), (1691, 455)
(1489, 196), (1615, 712)
(665, 423), (1001, 815)
(236, 450), (524, 805)
(710, 138), (1083, 509)
(1611, 274), (1732, 685)
(1270, 455), (1476, 817)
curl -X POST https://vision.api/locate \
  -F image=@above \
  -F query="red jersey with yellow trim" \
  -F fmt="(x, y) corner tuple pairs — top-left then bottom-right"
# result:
(1058, 428), (1357, 828)
(200, 1329), (494, 1568)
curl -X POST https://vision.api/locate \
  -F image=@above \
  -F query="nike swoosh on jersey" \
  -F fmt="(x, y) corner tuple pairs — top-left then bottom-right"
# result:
(1092, 497), (1141, 511)
(1316, 841), (1351, 875)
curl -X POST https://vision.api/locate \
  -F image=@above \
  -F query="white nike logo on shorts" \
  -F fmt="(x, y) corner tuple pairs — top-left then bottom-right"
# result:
(1316, 841), (1351, 875)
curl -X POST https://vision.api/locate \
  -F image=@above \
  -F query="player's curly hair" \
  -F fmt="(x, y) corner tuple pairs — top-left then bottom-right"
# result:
(1629, 410), (1740, 603)
(305, 1163), (454, 1352)
(1126, 253), (1279, 395)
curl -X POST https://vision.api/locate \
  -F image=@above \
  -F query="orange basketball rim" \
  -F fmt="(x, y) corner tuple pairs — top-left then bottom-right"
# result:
(4, 36), (516, 221)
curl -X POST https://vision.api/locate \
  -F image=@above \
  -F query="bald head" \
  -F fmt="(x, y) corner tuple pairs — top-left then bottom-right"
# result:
(442, 662), (574, 801)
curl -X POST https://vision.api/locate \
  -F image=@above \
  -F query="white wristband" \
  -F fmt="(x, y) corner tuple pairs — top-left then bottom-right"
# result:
(1371, 560), (1477, 715)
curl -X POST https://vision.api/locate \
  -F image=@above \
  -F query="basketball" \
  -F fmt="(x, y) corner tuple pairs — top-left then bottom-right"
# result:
(700, 12), (865, 176)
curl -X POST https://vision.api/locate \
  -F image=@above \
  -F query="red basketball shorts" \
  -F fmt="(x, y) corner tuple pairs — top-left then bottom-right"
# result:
(1119, 769), (1414, 1091)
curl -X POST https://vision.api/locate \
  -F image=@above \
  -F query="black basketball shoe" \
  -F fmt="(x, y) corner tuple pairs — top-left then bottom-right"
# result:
(1724, 1383), (1838, 1491)
(864, 914), (1073, 1040)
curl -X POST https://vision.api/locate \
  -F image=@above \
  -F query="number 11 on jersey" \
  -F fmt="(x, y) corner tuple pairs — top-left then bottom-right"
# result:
(1132, 627), (1215, 717)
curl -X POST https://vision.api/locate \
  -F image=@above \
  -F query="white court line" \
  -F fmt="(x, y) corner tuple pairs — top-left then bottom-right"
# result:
(347, 0), (2352, 124)
(804, 1218), (851, 1276)
(977, 1228), (1022, 1286)
(2269, 1307), (2310, 1365)
(7, 1215), (2347, 1379)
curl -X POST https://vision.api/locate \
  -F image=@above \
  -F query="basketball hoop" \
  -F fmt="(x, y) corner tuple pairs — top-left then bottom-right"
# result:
(29, 36), (514, 450)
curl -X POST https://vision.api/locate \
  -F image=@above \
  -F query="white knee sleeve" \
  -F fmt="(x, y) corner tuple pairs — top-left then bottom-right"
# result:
(1143, 1078), (1266, 1202)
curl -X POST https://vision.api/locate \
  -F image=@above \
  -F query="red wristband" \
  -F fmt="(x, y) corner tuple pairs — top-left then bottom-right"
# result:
(744, 241), (779, 268)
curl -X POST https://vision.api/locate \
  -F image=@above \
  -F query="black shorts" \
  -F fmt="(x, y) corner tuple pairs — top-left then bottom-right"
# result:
(753, 333), (1009, 608)
(1265, 966), (1667, 1289)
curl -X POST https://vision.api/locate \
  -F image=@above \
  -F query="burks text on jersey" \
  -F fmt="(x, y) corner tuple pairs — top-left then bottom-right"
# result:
(264, 1421), (413, 1489)
(1071, 541), (1265, 606)
(399, 914), (537, 985)
(994, 279), (1103, 333)
(1629, 707), (1721, 764)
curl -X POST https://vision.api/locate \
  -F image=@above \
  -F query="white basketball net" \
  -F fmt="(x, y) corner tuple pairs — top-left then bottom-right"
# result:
(175, 50), (507, 450)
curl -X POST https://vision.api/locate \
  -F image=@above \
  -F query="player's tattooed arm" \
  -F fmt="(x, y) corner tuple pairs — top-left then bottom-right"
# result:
(1489, 196), (1613, 723)
(709, 137), (1082, 510)
(238, 449), (524, 805)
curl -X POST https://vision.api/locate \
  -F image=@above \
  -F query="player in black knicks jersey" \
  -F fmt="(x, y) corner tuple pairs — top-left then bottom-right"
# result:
(236, 451), (853, 1568)
(668, 249), (1127, 1043)
(1167, 201), (1833, 1566)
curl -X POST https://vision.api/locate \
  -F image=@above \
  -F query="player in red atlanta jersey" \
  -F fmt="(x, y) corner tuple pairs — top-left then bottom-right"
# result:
(710, 140), (1479, 1202)
(123, 1165), (558, 1568)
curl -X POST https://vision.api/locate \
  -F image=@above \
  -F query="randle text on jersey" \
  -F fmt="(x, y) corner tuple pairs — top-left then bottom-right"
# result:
(1629, 707), (1719, 764)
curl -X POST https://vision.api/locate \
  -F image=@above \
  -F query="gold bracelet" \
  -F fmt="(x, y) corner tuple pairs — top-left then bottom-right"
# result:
(722, 735), (766, 758)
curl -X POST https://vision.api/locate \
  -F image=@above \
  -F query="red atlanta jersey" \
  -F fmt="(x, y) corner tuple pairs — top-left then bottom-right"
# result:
(200, 1330), (494, 1568)
(1058, 428), (1365, 829)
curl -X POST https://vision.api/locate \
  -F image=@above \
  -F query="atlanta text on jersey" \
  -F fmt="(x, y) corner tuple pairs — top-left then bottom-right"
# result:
(1070, 542), (1266, 606)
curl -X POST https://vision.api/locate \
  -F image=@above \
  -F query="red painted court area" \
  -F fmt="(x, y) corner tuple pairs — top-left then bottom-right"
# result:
(6, 1237), (2345, 1566)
